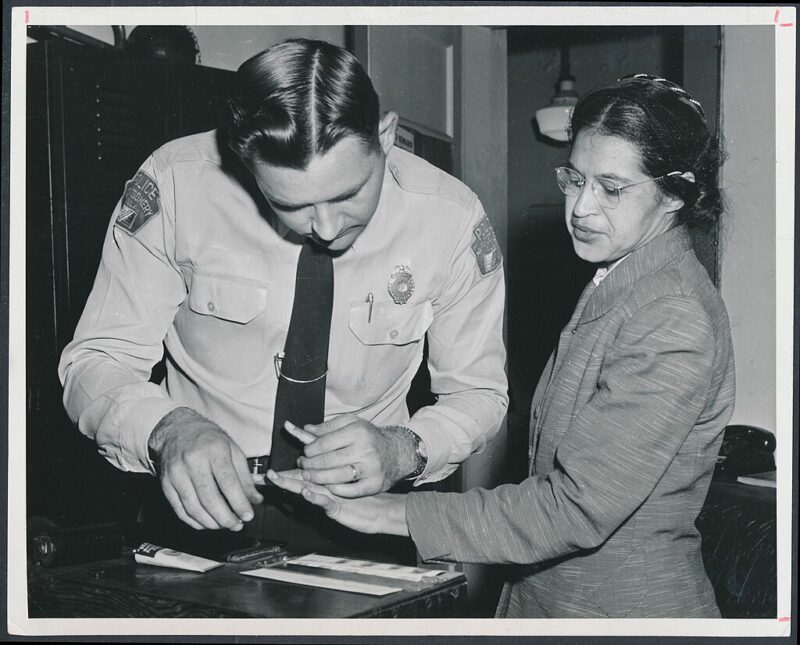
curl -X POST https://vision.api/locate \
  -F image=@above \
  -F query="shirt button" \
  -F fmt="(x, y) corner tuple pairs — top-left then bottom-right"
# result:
(207, 302), (216, 312)
(389, 329), (399, 339)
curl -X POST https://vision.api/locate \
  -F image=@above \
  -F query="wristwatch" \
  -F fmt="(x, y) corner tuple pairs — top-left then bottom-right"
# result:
(397, 426), (427, 480)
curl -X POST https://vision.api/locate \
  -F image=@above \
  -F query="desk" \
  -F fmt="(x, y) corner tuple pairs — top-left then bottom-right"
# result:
(28, 554), (467, 618)
(696, 479), (776, 618)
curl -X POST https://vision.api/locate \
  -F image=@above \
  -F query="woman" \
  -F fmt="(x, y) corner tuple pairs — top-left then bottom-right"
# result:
(269, 74), (735, 618)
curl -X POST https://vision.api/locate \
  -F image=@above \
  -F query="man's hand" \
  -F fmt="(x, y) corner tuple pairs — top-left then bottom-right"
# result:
(148, 407), (263, 531)
(284, 415), (420, 498)
(266, 469), (409, 537)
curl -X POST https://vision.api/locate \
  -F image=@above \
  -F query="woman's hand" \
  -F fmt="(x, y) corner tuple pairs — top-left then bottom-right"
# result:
(267, 469), (409, 537)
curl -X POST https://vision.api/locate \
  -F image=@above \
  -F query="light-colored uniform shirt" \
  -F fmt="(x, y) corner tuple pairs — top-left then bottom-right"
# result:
(58, 131), (508, 485)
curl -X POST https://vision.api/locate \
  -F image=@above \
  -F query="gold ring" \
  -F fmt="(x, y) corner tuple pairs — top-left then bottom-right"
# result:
(350, 464), (359, 482)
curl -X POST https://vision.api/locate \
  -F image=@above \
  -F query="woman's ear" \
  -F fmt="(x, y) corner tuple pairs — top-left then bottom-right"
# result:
(661, 192), (685, 215)
(378, 111), (399, 154)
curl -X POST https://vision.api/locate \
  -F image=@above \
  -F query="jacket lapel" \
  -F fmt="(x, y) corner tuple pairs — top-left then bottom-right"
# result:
(578, 226), (694, 326)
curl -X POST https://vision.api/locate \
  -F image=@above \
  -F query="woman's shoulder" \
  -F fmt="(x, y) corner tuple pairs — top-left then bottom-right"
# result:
(617, 247), (731, 337)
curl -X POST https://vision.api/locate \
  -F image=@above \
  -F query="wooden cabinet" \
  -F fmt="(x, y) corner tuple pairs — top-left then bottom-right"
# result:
(25, 38), (233, 532)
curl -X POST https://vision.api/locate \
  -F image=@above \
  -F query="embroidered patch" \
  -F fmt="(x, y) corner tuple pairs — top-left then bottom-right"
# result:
(470, 215), (502, 276)
(115, 171), (161, 235)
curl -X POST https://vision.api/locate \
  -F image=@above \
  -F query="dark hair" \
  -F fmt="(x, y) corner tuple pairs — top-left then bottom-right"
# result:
(568, 74), (726, 231)
(221, 38), (381, 169)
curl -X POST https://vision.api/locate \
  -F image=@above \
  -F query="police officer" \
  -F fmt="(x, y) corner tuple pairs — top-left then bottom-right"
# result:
(59, 38), (507, 549)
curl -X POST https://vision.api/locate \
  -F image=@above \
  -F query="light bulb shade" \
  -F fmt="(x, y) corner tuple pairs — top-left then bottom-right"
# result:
(535, 104), (574, 142)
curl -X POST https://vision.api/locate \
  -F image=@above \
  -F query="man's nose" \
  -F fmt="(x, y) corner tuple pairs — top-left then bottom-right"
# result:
(311, 204), (341, 242)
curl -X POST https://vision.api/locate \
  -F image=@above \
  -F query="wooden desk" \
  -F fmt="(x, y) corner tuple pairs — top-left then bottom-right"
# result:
(28, 554), (467, 618)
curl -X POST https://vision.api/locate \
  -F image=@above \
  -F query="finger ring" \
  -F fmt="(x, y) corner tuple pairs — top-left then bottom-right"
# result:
(349, 463), (360, 482)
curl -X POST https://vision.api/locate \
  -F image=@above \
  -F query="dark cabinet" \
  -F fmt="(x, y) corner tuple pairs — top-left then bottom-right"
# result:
(25, 38), (233, 531)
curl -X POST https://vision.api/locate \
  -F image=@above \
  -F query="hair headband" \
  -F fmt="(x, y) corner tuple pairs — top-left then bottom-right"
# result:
(619, 73), (706, 119)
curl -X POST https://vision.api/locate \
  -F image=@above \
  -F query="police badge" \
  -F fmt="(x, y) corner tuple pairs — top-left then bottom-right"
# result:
(388, 265), (415, 305)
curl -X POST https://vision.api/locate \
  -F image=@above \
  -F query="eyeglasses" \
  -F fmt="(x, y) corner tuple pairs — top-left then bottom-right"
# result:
(555, 166), (692, 210)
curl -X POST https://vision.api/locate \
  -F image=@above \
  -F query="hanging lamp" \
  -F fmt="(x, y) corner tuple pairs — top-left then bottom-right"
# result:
(535, 45), (578, 143)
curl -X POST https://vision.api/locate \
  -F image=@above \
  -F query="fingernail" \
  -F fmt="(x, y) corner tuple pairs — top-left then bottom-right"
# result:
(233, 523), (244, 531)
(242, 511), (253, 521)
(267, 470), (276, 480)
(284, 420), (296, 430)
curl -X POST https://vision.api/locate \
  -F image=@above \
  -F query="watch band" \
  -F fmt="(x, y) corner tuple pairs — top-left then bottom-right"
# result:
(396, 425), (427, 480)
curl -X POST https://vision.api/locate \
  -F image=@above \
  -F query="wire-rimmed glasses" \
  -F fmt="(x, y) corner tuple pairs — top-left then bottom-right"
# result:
(555, 166), (691, 210)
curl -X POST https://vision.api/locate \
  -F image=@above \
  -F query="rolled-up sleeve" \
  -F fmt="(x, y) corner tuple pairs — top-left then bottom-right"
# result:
(58, 155), (186, 474)
(405, 198), (508, 484)
(407, 296), (716, 563)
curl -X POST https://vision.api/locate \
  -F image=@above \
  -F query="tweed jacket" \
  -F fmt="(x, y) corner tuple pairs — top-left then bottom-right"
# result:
(406, 226), (736, 618)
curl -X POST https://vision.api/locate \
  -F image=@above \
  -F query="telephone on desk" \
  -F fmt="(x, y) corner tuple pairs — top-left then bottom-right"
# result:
(712, 424), (776, 482)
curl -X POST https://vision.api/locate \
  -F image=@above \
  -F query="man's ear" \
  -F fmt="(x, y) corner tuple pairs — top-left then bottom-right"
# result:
(378, 111), (399, 155)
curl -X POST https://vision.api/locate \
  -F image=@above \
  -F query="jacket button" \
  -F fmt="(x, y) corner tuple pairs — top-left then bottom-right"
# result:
(207, 302), (215, 312)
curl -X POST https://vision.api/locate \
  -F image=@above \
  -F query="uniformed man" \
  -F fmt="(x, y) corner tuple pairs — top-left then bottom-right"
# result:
(59, 38), (507, 551)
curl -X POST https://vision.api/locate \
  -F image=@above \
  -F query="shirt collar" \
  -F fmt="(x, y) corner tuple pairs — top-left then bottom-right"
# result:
(592, 255), (628, 286)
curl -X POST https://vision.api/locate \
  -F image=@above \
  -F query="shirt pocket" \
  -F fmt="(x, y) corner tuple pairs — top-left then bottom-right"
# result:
(177, 272), (268, 383)
(338, 300), (433, 408)
(348, 300), (433, 346)
(187, 272), (267, 324)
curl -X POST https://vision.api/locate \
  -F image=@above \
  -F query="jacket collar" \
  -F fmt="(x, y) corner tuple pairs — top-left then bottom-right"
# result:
(579, 226), (693, 325)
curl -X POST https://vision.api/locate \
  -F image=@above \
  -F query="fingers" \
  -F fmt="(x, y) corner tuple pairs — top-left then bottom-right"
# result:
(275, 468), (305, 481)
(164, 452), (255, 531)
(298, 445), (353, 471)
(301, 462), (364, 486)
(212, 456), (257, 524)
(300, 487), (340, 516)
(190, 464), (246, 531)
(230, 448), (264, 506)
(299, 414), (358, 438)
(325, 480), (380, 499)
(162, 479), (204, 530)
(164, 470), (227, 530)
(283, 421), (315, 445)
(266, 469), (305, 495)
(266, 470), (340, 517)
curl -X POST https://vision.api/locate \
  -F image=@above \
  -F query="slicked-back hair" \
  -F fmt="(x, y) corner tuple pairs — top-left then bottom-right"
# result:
(221, 38), (381, 169)
(569, 75), (726, 232)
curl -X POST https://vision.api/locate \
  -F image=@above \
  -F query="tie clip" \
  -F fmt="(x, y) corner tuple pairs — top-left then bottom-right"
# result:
(273, 353), (328, 384)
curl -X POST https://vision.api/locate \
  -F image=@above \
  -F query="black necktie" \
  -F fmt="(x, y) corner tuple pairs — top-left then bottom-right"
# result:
(269, 241), (334, 471)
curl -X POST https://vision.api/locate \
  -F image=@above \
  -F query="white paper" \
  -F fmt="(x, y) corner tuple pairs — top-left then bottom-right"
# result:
(285, 553), (447, 583)
(241, 568), (402, 596)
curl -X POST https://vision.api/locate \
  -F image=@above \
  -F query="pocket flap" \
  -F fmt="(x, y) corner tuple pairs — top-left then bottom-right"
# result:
(188, 273), (267, 324)
(349, 300), (433, 346)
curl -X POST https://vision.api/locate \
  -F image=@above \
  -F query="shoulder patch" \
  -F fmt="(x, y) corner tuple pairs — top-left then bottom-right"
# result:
(115, 171), (161, 235)
(470, 215), (503, 276)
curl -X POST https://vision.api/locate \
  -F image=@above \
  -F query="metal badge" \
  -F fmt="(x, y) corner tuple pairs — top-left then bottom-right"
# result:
(388, 265), (415, 305)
